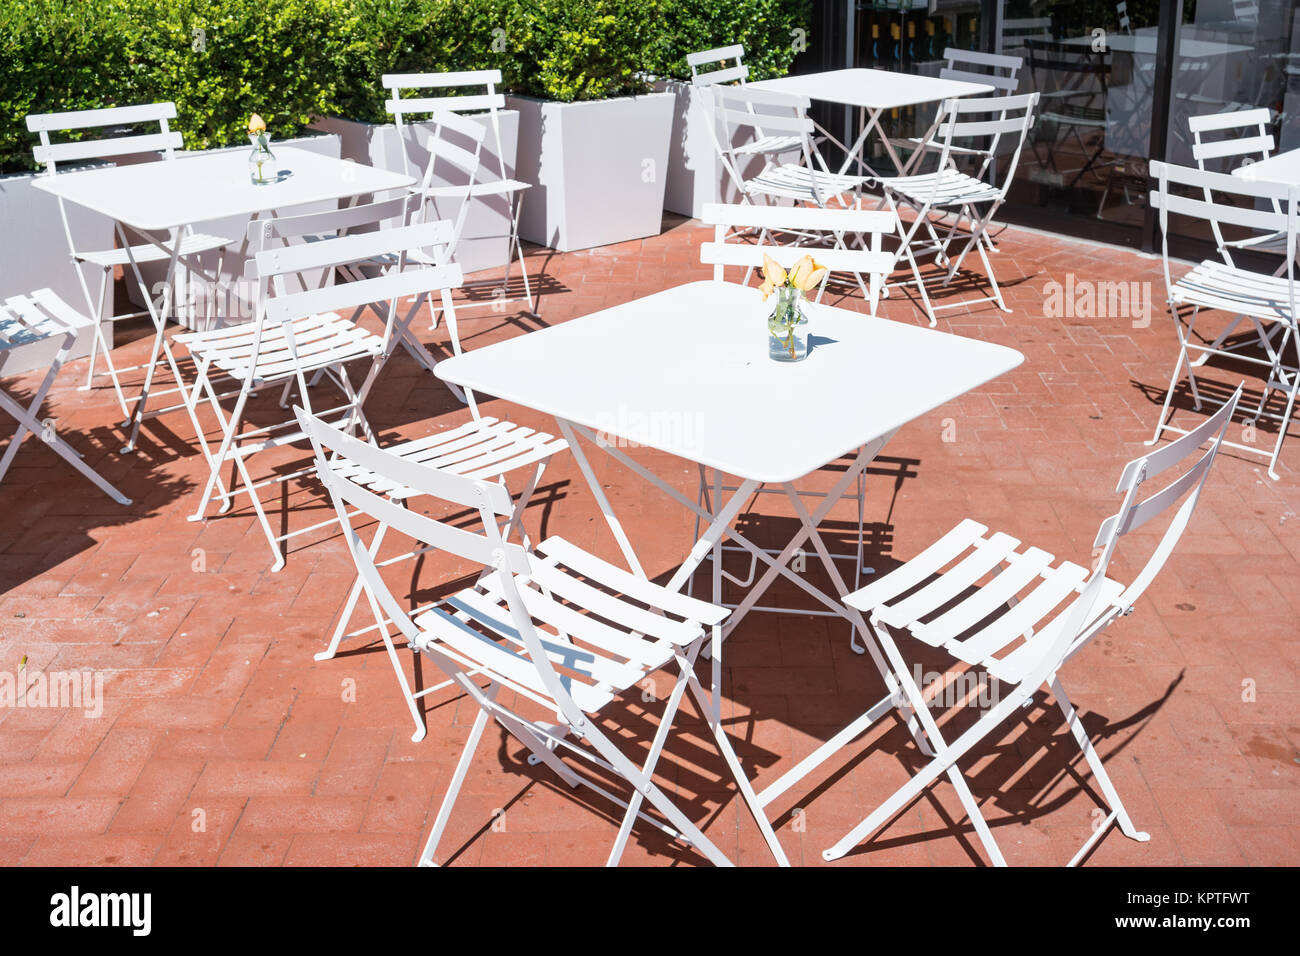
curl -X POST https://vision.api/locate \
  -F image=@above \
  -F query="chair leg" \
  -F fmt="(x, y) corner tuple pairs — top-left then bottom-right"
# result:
(357, 575), (426, 743)
(944, 764), (1008, 866)
(689, 628), (792, 866)
(1262, 340), (1299, 482)
(418, 702), (493, 866)
(606, 646), (700, 866)
(1050, 676), (1149, 845)
(1147, 310), (1193, 447)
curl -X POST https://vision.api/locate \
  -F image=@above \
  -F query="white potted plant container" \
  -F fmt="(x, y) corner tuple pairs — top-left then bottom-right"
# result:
(507, 91), (673, 252)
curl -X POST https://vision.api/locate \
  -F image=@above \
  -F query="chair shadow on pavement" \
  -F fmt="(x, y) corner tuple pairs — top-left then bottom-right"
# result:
(0, 373), (196, 597)
(795, 667), (1183, 866)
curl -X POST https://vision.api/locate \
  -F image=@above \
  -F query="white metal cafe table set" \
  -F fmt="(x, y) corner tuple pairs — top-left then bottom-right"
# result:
(32, 145), (416, 454)
(749, 68), (996, 177)
(435, 278), (1025, 864)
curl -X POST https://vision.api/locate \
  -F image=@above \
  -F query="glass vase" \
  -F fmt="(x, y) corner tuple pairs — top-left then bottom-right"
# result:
(767, 285), (809, 362)
(247, 134), (277, 185)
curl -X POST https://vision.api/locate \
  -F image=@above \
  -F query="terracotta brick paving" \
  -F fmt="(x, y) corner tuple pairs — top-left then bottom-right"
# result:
(1, 214), (1297, 866)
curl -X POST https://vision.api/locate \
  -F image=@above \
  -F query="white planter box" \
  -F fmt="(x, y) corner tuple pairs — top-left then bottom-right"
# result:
(312, 112), (520, 277)
(0, 166), (116, 374)
(507, 93), (673, 251)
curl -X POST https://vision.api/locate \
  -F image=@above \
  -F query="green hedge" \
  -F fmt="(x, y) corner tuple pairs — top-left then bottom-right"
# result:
(0, 0), (810, 173)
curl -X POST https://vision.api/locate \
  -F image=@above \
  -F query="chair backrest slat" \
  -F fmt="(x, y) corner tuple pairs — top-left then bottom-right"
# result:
(1188, 107), (1273, 134)
(687, 43), (744, 67)
(25, 102), (176, 132)
(700, 241), (895, 277)
(1192, 134), (1274, 163)
(701, 203), (894, 233)
(382, 69), (503, 89)
(385, 94), (505, 116)
(940, 67), (1020, 92)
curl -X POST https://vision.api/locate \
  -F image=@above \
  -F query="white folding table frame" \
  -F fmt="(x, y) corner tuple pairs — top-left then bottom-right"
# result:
(32, 147), (415, 454)
(435, 280), (1023, 863)
(749, 69), (994, 179)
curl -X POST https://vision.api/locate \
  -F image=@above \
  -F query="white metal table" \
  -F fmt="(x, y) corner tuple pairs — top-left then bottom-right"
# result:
(32, 146), (414, 452)
(435, 279), (1023, 863)
(1233, 147), (1300, 185)
(749, 69), (994, 177)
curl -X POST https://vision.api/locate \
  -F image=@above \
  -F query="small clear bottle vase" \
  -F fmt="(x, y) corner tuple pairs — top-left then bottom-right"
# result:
(248, 134), (277, 185)
(767, 285), (809, 362)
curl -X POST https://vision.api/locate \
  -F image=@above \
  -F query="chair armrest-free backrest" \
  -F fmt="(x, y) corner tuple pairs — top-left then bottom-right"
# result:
(699, 202), (897, 282)
(1018, 384), (1244, 693)
(687, 44), (748, 86)
(1188, 108), (1275, 169)
(27, 103), (182, 171)
(254, 220), (461, 327)
(245, 194), (419, 251)
(382, 70), (507, 118)
(939, 47), (1023, 93)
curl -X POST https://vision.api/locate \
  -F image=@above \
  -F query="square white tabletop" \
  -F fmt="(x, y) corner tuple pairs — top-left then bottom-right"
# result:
(435, 280), (1024, 484)
(749, 69), (993, 112)
(1232, 148), (1300, 185)
(31, 146), (415, 231)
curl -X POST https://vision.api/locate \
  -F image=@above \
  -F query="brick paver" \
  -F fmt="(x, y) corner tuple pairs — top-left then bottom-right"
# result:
(0, 215), (1296, 866)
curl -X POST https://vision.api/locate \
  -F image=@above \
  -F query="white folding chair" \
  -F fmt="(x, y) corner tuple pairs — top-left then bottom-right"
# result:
(26, 103), (234, 417)
(1148, 160), (1299, 480)
(298, 407), (778, 867)
(286, 199), (568, 740)
(689, 42), (807, 161)
(383, 79), (538, 314)
(1189, 109), (1288, 266)
(179, 215), (462, 569)
(709, 84), (867, 209)
(876, 92), (1039, 325)
(694, 202), (904, 656)
(890, 49), (1024, 177)
(822, 385), (1242, 865)
(0, 289), (131, 504)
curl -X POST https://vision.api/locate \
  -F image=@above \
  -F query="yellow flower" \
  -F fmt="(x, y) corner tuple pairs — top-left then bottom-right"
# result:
(761, 253), (786, 288)
(760, 278), (775, 301)
(248, 113), (267, 134)
(798, 265), (828, 292)
(789, 255), (815, 290)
